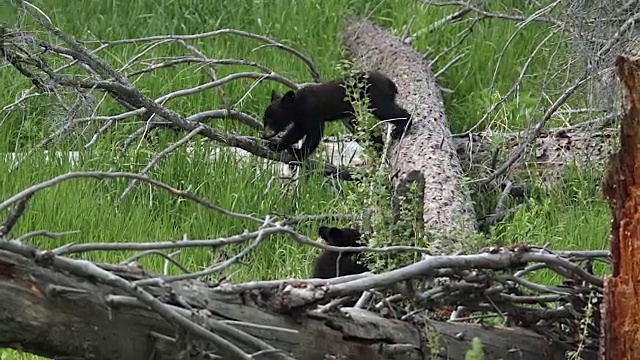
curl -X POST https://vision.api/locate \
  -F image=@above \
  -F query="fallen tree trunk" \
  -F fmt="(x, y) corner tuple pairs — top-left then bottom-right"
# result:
(0, 245), (598, 360)
(342, 19), (477, 255)
(453, 123), (619, 188)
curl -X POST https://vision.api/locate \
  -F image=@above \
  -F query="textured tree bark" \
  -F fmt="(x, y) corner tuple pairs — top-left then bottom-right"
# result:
(342, 19), (477, 255)
(0, 248), (598, 360)
(601, 54), (640, 359)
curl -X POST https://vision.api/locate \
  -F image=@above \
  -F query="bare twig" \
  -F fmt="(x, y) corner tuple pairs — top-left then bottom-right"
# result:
(120, 250), (191, 275)
(479, 73), (594, 187)
(79, 29), (321, 82)
(0, 194), (32, 237)
(118, 126), (206, 202)
(14, 229), (80, 242)
(136, 217), (274, 285)
(0, 171), (265, 224)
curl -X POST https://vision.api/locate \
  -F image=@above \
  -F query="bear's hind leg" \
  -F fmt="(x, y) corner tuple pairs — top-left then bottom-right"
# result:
(372, 104), (412, 140)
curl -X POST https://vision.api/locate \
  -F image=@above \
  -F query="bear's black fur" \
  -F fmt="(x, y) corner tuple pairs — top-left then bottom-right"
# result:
(312, 226), (370, 279)
(261, 71), (411, 161)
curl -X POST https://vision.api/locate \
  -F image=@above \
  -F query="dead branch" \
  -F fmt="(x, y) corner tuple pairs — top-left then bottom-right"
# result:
(3, 3), (357, 182)
(118, 125), (206, 201)
(410, 0), (632, 194)
(0, 167), (607, 358)
(0, 238), (600, 359)
(79, 28), (321, 82)
(0, 171), (266, 223)
(480, 73), (596, 187)
(0, 194), (32, 237)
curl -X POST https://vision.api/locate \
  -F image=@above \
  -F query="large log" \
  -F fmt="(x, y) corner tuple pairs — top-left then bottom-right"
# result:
(0, 246), (598, 360)
(342, 19), (476, 255)
(601, 55), (640, 359)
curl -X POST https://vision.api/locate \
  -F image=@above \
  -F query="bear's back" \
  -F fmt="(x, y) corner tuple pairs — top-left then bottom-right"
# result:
(296, 83), (352, 121)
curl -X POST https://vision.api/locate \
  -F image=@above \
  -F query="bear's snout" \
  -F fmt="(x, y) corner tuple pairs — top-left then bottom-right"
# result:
(261, 126), (278, 139)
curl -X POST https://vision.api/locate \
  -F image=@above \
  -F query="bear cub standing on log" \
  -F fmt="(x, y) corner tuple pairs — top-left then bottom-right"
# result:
(261, 71), (411, 161)
(313, 226), (370, 279)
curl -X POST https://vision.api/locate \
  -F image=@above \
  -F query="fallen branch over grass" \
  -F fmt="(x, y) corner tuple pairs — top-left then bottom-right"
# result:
(3, 1), (358, 183)
(0, 237), (602, 359)
(0, 169), (605, 359)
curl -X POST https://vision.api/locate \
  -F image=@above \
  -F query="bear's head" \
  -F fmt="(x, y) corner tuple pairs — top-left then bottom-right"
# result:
(261, 90), (299, 139)
(318, 226), (362, 248)
(313, 226), (369, 279)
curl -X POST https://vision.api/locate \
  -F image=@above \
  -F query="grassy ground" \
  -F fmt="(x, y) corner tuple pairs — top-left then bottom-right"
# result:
(0, 0), (610, 359)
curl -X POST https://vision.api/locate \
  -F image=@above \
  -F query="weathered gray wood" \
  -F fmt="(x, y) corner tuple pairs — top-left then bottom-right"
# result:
(0, 248), (597, 360)
(0, 249), (174, 359)
(342, 19), (477, 255)
(453, 125), (618, 189)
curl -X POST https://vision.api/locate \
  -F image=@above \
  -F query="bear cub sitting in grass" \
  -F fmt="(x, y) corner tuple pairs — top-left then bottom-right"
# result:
(261, 71), (411, 161)
(313, 226), (370, 279)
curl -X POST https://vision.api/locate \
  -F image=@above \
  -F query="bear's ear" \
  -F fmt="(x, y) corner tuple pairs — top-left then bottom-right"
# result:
(270, 89), (282, 102)
(318, 226), (331, 241)
(281, 90), (296, 105)
(318, 226), (342, 244)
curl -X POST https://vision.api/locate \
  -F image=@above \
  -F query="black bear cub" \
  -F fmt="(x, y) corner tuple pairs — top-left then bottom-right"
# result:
(261, 71), (411, 161)
(313, 226), (370, 279)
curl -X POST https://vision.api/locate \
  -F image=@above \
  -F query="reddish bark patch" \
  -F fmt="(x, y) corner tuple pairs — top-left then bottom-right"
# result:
(602, 55), (640, 359)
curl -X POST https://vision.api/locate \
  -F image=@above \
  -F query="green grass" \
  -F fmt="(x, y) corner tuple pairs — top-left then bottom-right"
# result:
(0, 0), (611, 359)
